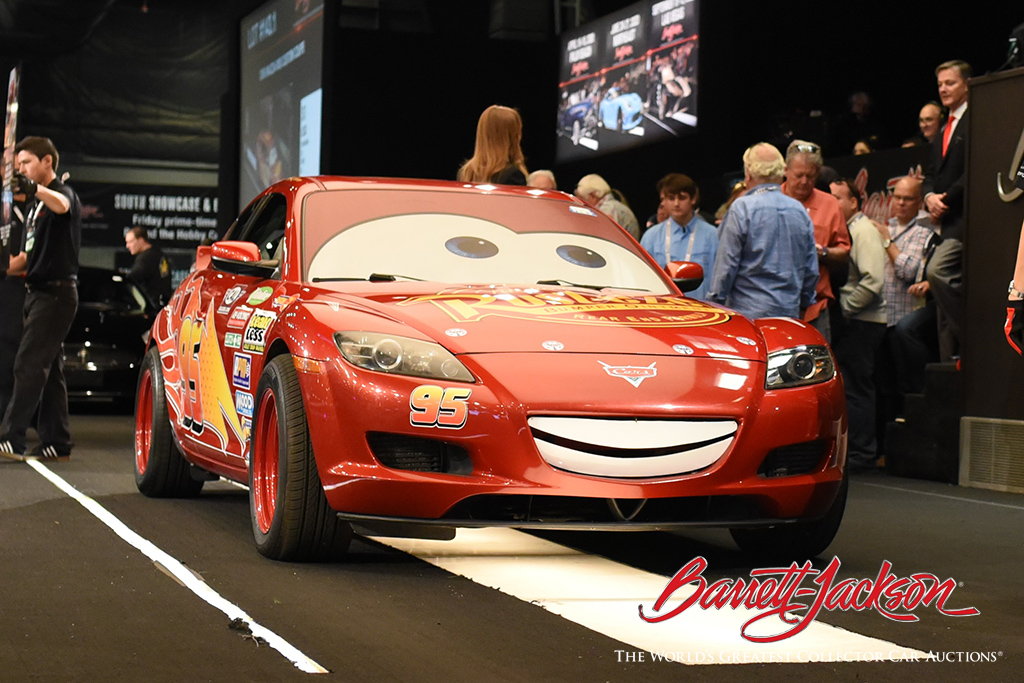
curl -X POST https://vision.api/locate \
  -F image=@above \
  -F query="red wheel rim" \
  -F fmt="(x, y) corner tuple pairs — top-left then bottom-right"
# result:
(135, 367), (153, 474)
(253, 388), (280, 534)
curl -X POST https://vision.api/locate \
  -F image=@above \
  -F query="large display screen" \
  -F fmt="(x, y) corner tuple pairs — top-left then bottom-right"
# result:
(239, 0), (325, 208)
(556, 0), (699, 163)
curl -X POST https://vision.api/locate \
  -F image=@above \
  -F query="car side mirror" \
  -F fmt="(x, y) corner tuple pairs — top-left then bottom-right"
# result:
(666, 261), (704, 293)
(211, 241), (278, 278)
(212, 241), (261, 263)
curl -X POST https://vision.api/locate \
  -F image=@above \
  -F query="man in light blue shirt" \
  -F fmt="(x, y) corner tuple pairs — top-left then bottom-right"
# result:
(640, 173), (718, 301)
(707, 143), (818, 320)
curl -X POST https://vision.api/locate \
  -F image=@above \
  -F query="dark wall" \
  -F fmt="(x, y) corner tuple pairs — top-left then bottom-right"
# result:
(4, 0), (1021, 226)
(316, 1), (1022, 226)
(321, 28), (556, 183)
(963, 68), (1024, 420)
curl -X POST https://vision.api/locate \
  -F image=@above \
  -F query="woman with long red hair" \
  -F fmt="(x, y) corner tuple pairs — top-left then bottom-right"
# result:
(457, 105), (528, 185)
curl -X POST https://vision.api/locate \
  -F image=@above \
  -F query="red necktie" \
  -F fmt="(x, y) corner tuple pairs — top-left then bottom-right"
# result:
(942, 114), (955, 156)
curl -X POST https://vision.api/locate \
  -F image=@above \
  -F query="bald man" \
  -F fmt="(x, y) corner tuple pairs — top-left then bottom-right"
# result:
(918, 102), (943, 144)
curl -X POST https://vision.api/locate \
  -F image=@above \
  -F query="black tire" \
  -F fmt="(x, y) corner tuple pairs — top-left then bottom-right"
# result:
(249, 354), (352, 562)
(134, 346), (203, 497)
(729, 474), (848, 562)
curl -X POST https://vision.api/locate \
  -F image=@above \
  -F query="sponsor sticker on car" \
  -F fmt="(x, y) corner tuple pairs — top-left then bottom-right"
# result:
(224, 332), (242, 349)
(232, 353), (252, 390)
(235, 390), (254, 418)
(218, 285), (244, 314)
(247, 286), (275, 306)
(272, 294), (298, 309)
(227, 305), (253, 329)
(242, 310), (277, 353)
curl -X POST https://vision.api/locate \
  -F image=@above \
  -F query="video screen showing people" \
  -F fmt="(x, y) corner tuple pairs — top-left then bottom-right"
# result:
(556, 0), (699, 164)
(239, 0), (325, 208)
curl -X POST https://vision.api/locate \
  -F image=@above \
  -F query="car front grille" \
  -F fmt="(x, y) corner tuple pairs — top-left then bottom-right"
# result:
(758, 440), (829, 478)
(366, 432), (472, 475)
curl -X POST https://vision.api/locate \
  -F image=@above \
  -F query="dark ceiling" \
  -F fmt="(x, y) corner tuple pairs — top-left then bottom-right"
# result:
(0, 0), (121, 57)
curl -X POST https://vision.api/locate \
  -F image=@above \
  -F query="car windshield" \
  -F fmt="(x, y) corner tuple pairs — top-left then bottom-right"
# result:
(302, 189), (672, 294)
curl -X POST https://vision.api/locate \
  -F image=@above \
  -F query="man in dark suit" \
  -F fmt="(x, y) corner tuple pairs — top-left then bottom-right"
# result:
(924, 60), (971, 361)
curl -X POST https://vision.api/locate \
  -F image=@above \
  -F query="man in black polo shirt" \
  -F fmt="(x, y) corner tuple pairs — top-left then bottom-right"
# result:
(123, 226), (172, 311)
(0, 136), (80, 461)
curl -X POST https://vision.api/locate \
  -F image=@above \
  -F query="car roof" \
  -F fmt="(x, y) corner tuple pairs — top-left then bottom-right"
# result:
(279, 176), (579, 203)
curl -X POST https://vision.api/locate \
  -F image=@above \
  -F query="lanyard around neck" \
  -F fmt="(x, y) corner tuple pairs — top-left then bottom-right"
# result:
(666, 219), (697, 263)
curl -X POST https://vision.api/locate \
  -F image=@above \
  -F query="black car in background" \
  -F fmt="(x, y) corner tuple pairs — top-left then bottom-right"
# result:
(64, 266), (154, 409)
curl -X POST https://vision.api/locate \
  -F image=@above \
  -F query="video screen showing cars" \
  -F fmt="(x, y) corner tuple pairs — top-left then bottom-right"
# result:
(557, 0), (698, 163)
(239, 0), (325, 208)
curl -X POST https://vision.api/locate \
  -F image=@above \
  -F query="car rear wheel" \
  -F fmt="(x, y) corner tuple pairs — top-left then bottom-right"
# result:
(250, 354), (352, 561)
(134, 346), (203, 497)
(729, 474), (848, 562)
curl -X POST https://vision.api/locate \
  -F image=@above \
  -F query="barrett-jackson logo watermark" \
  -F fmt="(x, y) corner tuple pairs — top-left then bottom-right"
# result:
(639, 556), (979, 642)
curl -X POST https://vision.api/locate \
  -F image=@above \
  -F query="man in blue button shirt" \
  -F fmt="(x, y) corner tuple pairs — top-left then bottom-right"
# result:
(707, 143), (818, 320)
(640, 173), (718, 301)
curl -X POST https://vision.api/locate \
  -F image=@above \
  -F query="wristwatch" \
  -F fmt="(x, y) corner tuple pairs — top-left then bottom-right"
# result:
(1009, 280), (1024, 300)
(882, 238), (893, 248)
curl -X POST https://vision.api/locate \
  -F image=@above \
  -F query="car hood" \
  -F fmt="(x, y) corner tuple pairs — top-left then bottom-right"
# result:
(311, 284), (766, 361)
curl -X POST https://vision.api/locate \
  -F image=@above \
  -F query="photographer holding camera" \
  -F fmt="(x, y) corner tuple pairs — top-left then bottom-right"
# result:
(0, 136), (80, 462)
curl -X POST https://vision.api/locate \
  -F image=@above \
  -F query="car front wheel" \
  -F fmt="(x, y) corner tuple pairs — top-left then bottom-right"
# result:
(729, 474), (848, 562)
(250, 354), (352, 561)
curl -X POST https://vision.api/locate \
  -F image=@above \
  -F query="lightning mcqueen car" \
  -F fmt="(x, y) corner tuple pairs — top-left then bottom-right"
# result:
(134, 177), (847, 562)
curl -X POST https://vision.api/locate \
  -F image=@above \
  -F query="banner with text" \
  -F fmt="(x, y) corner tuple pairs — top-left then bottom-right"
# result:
(75, 182), (221, 248)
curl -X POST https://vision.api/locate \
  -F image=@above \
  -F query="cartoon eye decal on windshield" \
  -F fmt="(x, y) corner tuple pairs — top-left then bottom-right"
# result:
(445, 236), (499, 259)
(556, 244), (606, 268)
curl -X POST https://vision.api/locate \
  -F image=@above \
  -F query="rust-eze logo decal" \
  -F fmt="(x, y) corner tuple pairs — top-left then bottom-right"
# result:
(599, 361), (657, 387)
(399, 290), (731, 328)
(639, 556), (979, 642)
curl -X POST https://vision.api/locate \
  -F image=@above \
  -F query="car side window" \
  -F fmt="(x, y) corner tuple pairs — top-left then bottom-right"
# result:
(222, 197), (263, 241)
(238, 193), (287, 270)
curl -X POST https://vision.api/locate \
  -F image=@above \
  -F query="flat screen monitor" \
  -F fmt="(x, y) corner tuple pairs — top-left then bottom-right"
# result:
(556, 0), (699, 163)
(239, 0), (325, 208)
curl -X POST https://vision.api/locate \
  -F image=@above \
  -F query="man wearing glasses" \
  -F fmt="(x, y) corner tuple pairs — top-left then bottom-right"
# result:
(782, 140), (850, 343)
(829, 178), (887, 472)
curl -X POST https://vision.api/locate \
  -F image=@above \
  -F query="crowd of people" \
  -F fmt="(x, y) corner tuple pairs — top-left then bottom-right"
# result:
(0, 58), (986, 466)
(459, 58), (976, 473)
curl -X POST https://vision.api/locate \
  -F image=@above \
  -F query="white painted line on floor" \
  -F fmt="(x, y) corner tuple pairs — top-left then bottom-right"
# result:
(25, 460), (328, 675)
(371, 527), (931, 665)
(859, 482), (1024, 511)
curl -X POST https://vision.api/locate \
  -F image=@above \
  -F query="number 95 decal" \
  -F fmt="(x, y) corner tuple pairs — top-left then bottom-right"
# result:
(410, 385), (472, 429)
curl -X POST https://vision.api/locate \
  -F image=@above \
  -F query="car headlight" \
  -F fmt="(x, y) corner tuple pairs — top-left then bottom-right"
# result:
(765, 345), (835, 389)
(334, 332), (475, 382)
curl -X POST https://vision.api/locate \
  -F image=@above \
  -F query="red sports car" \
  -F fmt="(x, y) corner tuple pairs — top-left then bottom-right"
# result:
(134, 177), (847, 562)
